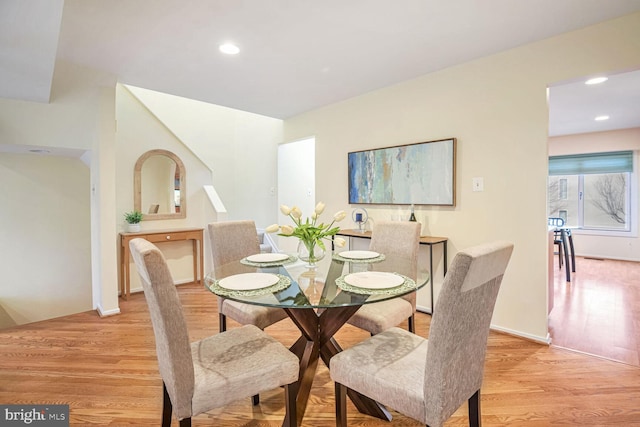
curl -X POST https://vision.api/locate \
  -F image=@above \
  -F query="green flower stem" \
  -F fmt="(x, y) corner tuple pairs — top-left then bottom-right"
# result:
(286, 213), (340, 250)
(304, 240), (317, 262)
(276, 205), (343, 264)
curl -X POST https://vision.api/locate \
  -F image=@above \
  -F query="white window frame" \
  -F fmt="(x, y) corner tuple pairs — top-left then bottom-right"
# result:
(572, 156), (637, 238)
(549, 154), (637, 238)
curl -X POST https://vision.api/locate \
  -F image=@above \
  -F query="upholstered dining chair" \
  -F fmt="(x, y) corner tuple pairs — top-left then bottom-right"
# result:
(346, 220), (421, 334)
(129, 238), (299, 427)
(331, 240), (514, 427)
(208, 220), (288, 333)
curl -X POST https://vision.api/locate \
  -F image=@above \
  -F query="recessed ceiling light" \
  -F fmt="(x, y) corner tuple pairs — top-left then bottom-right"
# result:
(585, 77), (608, 85)
(219, 43), (240, 55)
(594, 115), (610, 121)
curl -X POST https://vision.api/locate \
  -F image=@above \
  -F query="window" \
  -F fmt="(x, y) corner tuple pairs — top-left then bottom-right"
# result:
(559, 178), (567, 200)
(558, 210), (567, 223)
(584, 173), (629, 230)
(548, 151), (634, 233)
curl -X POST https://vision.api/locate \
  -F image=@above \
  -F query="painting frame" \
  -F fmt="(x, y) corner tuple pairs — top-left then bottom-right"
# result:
(348, 138), (456, 206)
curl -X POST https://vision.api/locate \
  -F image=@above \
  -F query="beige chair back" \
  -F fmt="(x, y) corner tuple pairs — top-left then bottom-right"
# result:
(208, 220), (260, 268)
(423, 240), (513, 427)
(370, 220), (421, 309)
(369, 220), (420, 281)
(129, 238), (195, 420)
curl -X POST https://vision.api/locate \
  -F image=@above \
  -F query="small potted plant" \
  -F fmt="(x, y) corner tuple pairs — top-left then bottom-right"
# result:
(124, 210), (143, 232)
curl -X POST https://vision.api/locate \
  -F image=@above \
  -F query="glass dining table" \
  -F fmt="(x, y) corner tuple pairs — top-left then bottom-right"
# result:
(205, 250), (429, 425)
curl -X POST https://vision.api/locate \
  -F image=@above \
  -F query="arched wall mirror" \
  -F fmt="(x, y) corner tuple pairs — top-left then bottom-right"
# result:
(134, 149), (186, 220)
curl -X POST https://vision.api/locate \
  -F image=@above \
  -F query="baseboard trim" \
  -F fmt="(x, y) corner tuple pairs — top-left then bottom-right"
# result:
(490, 324), (551, 345)
(97, 305), (120, 318)
(575, 253), (640, 263)
(417, 306), (550, 344)
(416, 305), (432, 315)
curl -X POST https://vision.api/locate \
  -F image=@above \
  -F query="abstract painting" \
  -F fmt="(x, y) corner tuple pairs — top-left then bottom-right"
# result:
(348, 138), (456, 206)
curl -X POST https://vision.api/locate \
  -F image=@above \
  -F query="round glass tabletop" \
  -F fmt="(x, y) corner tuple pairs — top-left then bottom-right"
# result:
(205, 252), (429, 309)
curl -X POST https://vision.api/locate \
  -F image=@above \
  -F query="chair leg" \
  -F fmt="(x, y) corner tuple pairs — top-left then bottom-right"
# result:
(162, 382), (173, 427)
(283, 383), (298, 427)
(556, 243), (563, 269)
(468, 389), (481, 427)
(252, 394), (259, 405)
(219, 313), (227, 333)
(179, 418), (192, 427)
(408, 314), (416, 333)
(568, 232), (576, 273)
(335, 382), (347, 427)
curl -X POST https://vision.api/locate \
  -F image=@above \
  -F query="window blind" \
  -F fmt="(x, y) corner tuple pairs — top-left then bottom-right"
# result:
(549, 150), (633, 176)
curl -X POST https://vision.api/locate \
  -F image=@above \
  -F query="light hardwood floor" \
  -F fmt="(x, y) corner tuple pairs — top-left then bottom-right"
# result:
(1, 282), (640, 426)
(548, 256), (640, 367)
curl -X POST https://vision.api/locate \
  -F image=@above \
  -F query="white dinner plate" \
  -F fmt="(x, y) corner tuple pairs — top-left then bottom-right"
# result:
(343, 272), (404, 289)
(339, 250), (380, 260)
(246, 253), (289, 263)
(218, 273), (280, 290)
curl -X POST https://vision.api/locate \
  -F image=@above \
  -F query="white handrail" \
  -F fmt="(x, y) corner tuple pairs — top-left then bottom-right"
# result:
(203, 185), (228, 221)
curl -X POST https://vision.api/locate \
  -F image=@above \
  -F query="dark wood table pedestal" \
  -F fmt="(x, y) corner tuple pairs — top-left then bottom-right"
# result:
(206, 255), (426, 426)
(285, 305), (392, 426)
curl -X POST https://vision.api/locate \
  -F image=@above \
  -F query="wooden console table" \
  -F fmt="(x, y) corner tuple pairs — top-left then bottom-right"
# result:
(120, 227), (204, 300)
(335, 229), (448, 314)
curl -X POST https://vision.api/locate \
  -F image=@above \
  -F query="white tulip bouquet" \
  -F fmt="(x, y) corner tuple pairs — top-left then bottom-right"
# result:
(266, 202), (347, 263)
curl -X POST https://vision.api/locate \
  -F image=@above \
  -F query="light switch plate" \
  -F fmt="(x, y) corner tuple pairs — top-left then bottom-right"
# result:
(472, 177), (484, 192)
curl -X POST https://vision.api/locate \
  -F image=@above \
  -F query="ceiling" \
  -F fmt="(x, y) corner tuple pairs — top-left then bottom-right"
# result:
(548, 69), (640, 136)
(1, 0), (640, 136)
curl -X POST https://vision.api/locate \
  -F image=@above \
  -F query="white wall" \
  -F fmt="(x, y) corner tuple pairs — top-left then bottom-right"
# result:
(116, 85), (217, 292)
(0, 64), (283, 327)
(549, 127), (640, 261)
(124, 85), (283, 228)
(0, 60), (116, 151)
(0, 60), (118, 327)
(2, 13), (639, 336)
(116, 84), (284, 294)
(283, 12), (640, 342)
(92, 87), (119, 318)
(0, 154), (92, 327)
(277, 138), (316, 253)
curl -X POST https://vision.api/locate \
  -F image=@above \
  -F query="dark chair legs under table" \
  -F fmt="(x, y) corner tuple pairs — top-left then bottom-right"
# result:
(549, 217), (576, 282)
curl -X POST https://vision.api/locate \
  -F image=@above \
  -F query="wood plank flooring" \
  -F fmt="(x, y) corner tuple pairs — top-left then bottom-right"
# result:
(1, 282), (640, 426)
(548, 256), (640, 367)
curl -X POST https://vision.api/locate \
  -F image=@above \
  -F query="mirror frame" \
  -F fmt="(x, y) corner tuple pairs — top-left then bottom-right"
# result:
(134, 149), (186, 220)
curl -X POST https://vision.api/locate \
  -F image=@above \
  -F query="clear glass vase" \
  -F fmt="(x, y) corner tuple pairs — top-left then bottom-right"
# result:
(297, 239), (325, 267)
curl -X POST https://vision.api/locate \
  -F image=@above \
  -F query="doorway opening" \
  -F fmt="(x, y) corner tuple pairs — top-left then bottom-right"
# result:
(546, 69), (640, 366)
(277, 137), (316, 254)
